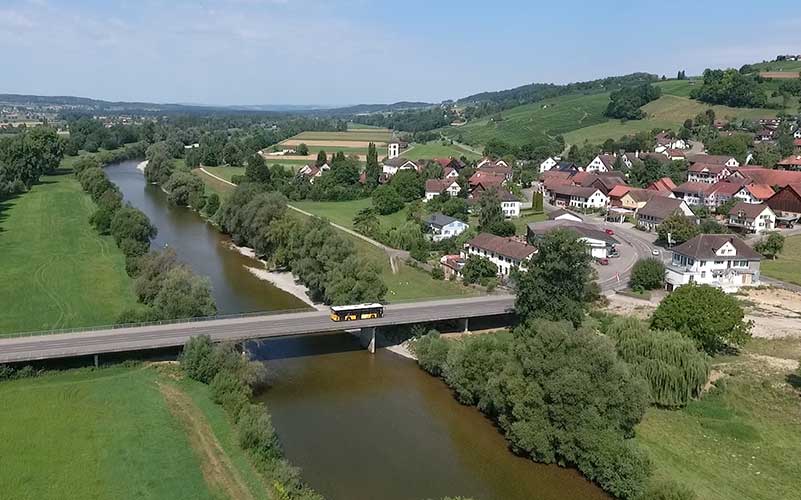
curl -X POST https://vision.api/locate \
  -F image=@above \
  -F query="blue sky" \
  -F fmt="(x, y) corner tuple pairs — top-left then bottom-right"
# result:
(1, 0), (798, 105)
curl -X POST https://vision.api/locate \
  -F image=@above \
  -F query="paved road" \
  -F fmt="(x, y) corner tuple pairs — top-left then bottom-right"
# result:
(0, 296), (514, 364)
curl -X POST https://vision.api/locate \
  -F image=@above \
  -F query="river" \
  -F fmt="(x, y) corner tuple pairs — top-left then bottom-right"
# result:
(107, 161), (607, 500)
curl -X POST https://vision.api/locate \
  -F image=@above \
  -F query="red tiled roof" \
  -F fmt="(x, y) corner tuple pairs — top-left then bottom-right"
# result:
(688, 162), (729, 174)
(469, 170), (506, 186)
(778, 155), (801, 167)
(548, 185), (602, 198)
(666, 149), (686, 157)
(425, 179), (457, 194)
(708, 181), (744, 197)
(794, 138), (801, 147)
(730, 202), (772, 220)
(744, 184), (775, 200)
(736, 168), (801, 187)
(688, 154), (736, 165)
(608, 185), (631, 198)
(648, 177), (677, 192)
(467, 233), (537, 261)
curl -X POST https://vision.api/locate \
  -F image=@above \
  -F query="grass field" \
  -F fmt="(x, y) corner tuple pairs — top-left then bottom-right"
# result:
(402, 141), (480, 160)
(512, 210), (547, 234)
(636, 338), (801, 500)
(0, 168), (139, 335)
(347, 123), (389, 130)
(291, 198), (409, 229)
(0, 365), (270, 500)
(761, 234), (801, 285)
(290, 130), (393, 142)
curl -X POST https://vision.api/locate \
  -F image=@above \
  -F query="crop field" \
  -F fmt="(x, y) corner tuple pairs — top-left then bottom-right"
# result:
(267, 129), (392, 162)
(0, 167), (139, 335)
(290, 130), (392, 142)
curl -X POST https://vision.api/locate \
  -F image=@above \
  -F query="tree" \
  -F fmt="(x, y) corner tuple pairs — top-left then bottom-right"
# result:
(752, 142), (780, 169)
(461, 256), (498, 285)
(372, 185), (404, 215)
(707, 134), (751, 165)
(714, 198), (737, 216)
(441, 197), (469, 221)
(204, 193), (220, 217)
(630, 258), (665, 290)
(607, 317), (709, 408)
(164, 171), (206, 209)
(316, 150), (327, 166)
(296, 143), (309, 156)
(222, 142), (243, 167)
(478, 190), (504, 232)
(245, 153), (271, 185)
(390, 169), (424, 201)
(651, 283), (752, 353)
(152, 266), (217, 319)
(365, 142), (380, 189)
(324, 255), (387, 305)
(110, 206), (157, 247)
(353, 207), (380, 236)
(605, 83), (661, 120)
(657, 214), (699, 245)
(144, 152), (174, 185)
(517, 229), (593, 326)
(754, 231), (785, 259)
(690, 68), (767, 108)
(698, 218), (729, 234)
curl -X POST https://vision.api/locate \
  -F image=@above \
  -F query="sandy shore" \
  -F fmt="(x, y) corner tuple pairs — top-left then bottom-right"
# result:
(136, 160), (148, 172)
(229, 243), (325, 311)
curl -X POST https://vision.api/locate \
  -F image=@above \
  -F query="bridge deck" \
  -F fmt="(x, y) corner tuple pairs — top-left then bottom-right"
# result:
(0, 296), (515, 363)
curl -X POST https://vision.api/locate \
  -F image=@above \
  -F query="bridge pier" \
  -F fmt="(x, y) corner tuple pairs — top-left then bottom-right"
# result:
(462, 317), (470, 333)
(365, 327), (376, 354)
(93, 354), (99, 368)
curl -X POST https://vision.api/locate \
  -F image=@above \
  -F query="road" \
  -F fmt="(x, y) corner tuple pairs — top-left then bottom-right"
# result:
(0, 296), (515, 364)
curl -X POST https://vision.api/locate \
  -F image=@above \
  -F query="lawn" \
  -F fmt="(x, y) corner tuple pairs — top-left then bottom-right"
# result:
(201, 165), (245, 183)
(402, 141), (480, 160)
(761, 234), (801, 285)
(636, 338), (801, 500)
(290, 130), (393, 143)
(0, 168), (139, 335)
(347, 123), (390, 131)
(291, 198), (410, 230)
(512, 210), (547, 235)
(0, 366), (269, 500)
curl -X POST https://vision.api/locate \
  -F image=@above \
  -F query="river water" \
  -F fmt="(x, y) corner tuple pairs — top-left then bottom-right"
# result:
(107, 161), (607, 500)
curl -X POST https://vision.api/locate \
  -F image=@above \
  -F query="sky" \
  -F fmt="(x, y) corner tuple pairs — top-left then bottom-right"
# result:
(1, 0), (799, 106)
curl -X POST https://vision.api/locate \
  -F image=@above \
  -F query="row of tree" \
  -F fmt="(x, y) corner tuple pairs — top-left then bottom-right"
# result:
(605, 83), (662, 120)
(0, 127), (64, 197)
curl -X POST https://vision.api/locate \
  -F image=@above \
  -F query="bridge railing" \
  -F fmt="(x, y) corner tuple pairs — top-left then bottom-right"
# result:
(0, 307), (315, 340)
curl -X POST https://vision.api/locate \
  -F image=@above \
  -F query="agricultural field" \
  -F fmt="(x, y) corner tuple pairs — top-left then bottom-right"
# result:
(401, 140), (480, 161)
(0, 166), (139, 336)
(443, 92), (611, 147)
(264, 128), (392, 162)
(636, 337), (801, 500)
(761, 234), (801, 286)
(0, 365), (269, 500)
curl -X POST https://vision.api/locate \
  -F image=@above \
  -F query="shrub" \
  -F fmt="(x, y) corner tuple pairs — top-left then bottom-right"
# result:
(210, 370), (251, 419)
(237, 405), (282, 461)
(630, 258), (665, 291)
(180, 335), (218, 383)
(461, 256), (497, 285)
(444, 334), (509, 405)
(431, 267), (445, 280)
(414, 331), (451, 376)
(643, 479), (697, 500)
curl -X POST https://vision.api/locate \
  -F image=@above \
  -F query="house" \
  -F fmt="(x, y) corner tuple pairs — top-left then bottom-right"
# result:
(648, 177), (677, 193)
(754, 129), (775, 142)
(778, 155), (801, 170)
(547, 208), (583, 222)
(477, 160), (513, 180)
(547, 185), (608, 210)
(425, 213), (469, 242)
(727, 202), (776, 234)
(585, 154), (616, 173)
(654, 132), (688, 153)
(469, 170), (507, 189)
(387, 140), (408, 159)
(298, 163), (330, 184)
(462, 233), (537, 277)
(611, 186), (671, 210)
(476, 158), (510, 169)
(434, 157), (465, 172)
(636, 197), (695, 231)
(572, 171), (628, 195)
(687, 154), (740, 168)
(555, 161), (582, 173)
(539, 157), (559, 173)
(527, 221), (619, 259)
(469, 188), (522, 218)
(381, 157), (419, 176)
(443, 166), (460, 179)
(687, 163), (734, 184)
(730, 167), (801, 188)
(665, 235), (762, 292)
(664, 149), (687, 161)
(734, 184), (774, 204)
(439, 254), (465, 279)
(424, 179), (461, 201)
(672, 182), (712, 206)
(766, 184), (801, 223)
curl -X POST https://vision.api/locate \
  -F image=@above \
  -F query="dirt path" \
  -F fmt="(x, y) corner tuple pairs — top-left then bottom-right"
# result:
(159, 383), (256, 500)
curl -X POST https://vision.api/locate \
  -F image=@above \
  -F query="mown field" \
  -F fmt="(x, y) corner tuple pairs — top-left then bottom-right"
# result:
(0, 166), (139, 335)
(636, 338), (801, 500)
(761, 234), (801, 286)
(289, 130), (392, 143)
(0, 365), (270, 500)
(402, 141), (480, 160)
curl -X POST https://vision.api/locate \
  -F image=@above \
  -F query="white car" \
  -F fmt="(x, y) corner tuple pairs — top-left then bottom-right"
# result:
(651, 249), (660, 256)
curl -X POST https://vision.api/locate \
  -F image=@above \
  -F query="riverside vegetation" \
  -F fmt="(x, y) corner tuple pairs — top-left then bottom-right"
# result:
(413, 229), (758, 500)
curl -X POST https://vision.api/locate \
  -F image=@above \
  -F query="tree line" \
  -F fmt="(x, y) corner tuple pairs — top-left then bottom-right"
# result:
(0, 127), (64, 198)
(605, 84), (662, 120)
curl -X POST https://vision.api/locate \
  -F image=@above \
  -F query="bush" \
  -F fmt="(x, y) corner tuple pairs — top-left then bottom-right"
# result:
(461, 256), (497, 285)
(210, 370), (251, 419)
(630, 258), (665, 291)
(431, 267), (445, 280)
(444, 334), (509, 405)
(643, 479), (697, 500)
(204, 192), (220, 217)
(651, 284), (752, 354)
(180, 335), (218, 383)
(414, 331), (451, 376)
(237, 404), (282, 461)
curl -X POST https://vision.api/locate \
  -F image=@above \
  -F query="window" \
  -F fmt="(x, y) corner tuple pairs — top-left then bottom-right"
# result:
(714, 260), (723, 265)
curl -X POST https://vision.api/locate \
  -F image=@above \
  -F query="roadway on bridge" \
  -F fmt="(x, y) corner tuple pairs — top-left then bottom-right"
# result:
(0, 296), (515, 363)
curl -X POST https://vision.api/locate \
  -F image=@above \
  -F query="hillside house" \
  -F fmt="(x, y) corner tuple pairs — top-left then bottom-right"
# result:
(664, 149), (687, 161)
(425, 213), (469, 242)
(387, 140), (408, 159)
(648, 177), (677, 193)
(687, 163), (734, 184)
(636, 197), (695, 231)
(734, 184), (775, 204)
(654, 132), (688, 153)
(425, 179), (461, 201)
(434, 157), (465, 172)
(665, 235), (762, 292)
(727, 202), (776, 234)
(585, 154), (615, 173)
(687, 154), (740, 168)
(298, 163), (330, 184)
(609, 185), (671, 210)
(381, 157), (419, 176)
(539, 156), (559, 173)
(462, 233), (537, 277)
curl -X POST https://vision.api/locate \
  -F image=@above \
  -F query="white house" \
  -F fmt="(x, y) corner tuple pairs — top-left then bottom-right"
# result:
(468, 188), (521, 218)
(687, 163), (734, 184)
(654, 132), (688, 153)
(727, 202), (776, 234)
(548, 185), (609, 210)
(381, 157), (419, 176)
(425, 213), (469, 242)
(688, 154), (740, 169)
(585, 154), (615, 173)
(547, 208), (583, 223)
(539, 156), (559, 173)
(636, 197), (695, 231)
(665, 234), (762, 292)
(298, 163), (330, 184)
(527, 221), (619, 259)
(424, 179), (461, 201)
(462, 233), (537, 277)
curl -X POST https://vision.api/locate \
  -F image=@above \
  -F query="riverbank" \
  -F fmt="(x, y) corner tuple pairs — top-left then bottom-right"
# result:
(229, 243), (325, 311)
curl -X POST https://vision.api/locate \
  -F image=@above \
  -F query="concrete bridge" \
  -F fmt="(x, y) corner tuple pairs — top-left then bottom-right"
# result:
(0, 296), (515, 364)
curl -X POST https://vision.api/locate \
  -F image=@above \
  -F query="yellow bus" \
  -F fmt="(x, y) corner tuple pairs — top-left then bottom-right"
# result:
(329, 303), (384, 322)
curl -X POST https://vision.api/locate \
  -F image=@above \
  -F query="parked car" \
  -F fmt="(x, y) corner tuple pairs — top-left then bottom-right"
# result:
(596, 257), (609, 265)
(604, 228), (615, 235)
(651, 249), (660, 256)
